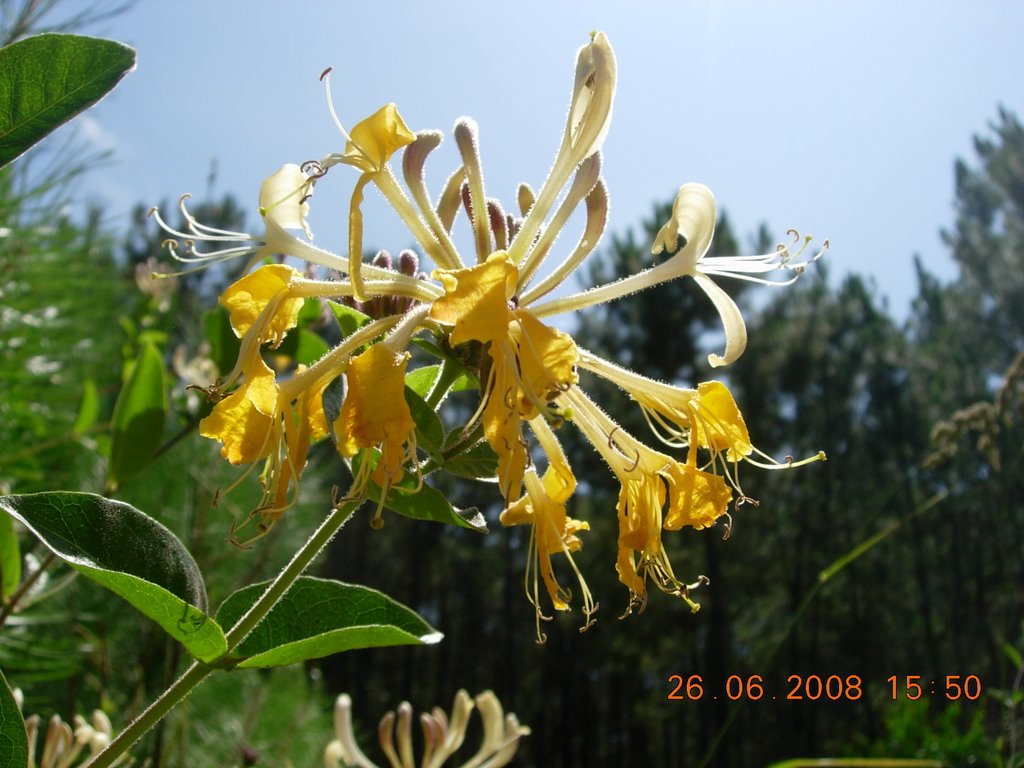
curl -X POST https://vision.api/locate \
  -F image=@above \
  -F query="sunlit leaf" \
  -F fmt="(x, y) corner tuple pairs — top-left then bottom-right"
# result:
(108, 341), (167, 489)
(0, 669), (28, 768)
(352, 454), (487, 533)
(0, 515), (20, 604)
(406, 386), (443, 458)
(328, 301), (372, 340)
(216, 577), (441, 668)
(72, 377), (99, 436)
(0, 34), (135, 167)
(0, 493), (227, 663)
(405, 363), (476, 400)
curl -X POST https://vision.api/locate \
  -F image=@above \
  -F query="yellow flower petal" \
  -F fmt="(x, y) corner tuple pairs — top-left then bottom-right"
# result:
(662, 461), (732, 531)
(430, 252), (516, 346)
(334, 344), (414, 488)
(500, 468), (591, 620)
(220, 264), (303, 344)
(693, 381), (752, 460)
(509, 311), (579, 417)
(344, 103), (416, 173)
(200, 356), (278, 465)
(269, 374), (332, 512)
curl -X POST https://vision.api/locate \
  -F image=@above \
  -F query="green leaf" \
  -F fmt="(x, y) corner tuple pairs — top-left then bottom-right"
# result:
(1004, 642), (1024, 671)
(203, 306), (241, 376)
(405, 364), (439, 399)
(353, 454), (487, 533)
(0, 34), (135, 168)
(0, 669), (28, 768)
(328, 301), (372, 340)
(108, 340), (168, 489)
(0, 515), (20, 603)
(0, 492), (227, 663)
(276, 327), (330, 367)
(405, 364), (476, 400)
(441, 437), (499, 481)
(215, 577), (441, 668)
(72, 377), (99, 436)
(405, 386), (443, 458)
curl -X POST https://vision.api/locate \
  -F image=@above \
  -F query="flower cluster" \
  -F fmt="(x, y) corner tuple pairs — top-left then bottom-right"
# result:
(325, 690), (529, 768)
(152, 32), (825, 637)
(15, 688), (121, 768)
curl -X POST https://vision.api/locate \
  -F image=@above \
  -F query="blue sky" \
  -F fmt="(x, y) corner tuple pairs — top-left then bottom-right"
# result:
(73, 0), (1023, 319)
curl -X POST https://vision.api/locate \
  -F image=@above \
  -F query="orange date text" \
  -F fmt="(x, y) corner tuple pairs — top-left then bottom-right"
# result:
(666, 674), (864, 702)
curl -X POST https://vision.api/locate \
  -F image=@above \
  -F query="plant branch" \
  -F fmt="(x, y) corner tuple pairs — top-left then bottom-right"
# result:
(85, 498), (361, 768)
(0, 550), (55, 628)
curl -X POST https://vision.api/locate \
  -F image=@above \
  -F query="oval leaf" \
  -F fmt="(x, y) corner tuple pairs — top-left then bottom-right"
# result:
(441, 437), (499, 481)
(108, 341), (168, 489)
(405, 386), (444, 458)
(352, 453), (487, 533)
(0, 670), (28, 768)
(216, 577), (441, 669)
(0, 492), (226, 663)
(0, 34), (135, 167)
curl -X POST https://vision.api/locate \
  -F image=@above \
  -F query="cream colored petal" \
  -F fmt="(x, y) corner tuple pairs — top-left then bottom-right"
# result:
(692, 272), (747, 368)
(565, 32), (617, 163)
(651, 183), (716, 259)
(332, 694), (381, 768)
(258, 164), (312, 237)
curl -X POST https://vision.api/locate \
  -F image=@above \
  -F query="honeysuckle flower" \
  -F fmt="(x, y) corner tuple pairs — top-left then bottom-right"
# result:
(200, 354), (279, 466)
(498, 415), (596, 639)
(219, 263), (306, 343)
(200, 316), (402, 539)
(558, 386), (731, 613)
(150, 164), (353, 275)
(334, 321), (420, 528)
(429, 252), (578, 502)
(198, 353), (330, 539)
(530, 183), (826, 368)
(155, 29), (826, 623)
(500, 465), (593, 640)
(22, 702), (119, 768)
(578, 349), (825, 484)
(317, 84), (416, 301)
(326, 690), (529, 768)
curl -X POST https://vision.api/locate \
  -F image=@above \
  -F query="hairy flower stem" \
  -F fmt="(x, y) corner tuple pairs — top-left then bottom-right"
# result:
(85, 499), (361, 768)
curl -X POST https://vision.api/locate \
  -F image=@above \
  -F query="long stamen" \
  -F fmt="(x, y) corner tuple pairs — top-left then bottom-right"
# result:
(320, 67), (355, 146)
(148, 203), (251, 245)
